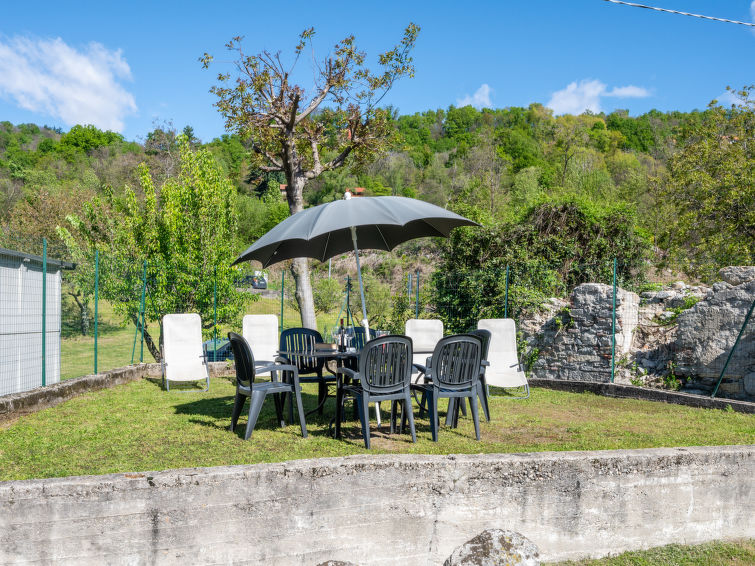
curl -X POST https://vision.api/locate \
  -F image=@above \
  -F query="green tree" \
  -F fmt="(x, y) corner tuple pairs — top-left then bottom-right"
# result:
(662, 86), (755, 277)
(202, 24), (419, 330)
(59, 137), (248, 361)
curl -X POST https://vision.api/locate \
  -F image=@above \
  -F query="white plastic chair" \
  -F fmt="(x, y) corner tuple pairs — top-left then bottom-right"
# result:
(477, 318), (529, 399)
(161, 313), (210, 392)
(242, 314), (279, 377)
(405, 319), (444, 373)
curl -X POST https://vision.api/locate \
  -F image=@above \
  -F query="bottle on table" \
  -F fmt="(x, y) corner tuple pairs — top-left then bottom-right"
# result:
(338, 318), (345, 353)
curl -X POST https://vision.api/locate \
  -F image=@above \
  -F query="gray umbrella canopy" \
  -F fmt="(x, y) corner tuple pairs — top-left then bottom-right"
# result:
(233, 195), (478, 334)
(233, 196), (478, 267)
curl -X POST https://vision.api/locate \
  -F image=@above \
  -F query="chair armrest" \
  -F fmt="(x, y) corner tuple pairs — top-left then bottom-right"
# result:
(335, 367), (358, 379)
(275, 355), (289, 364)
(481, 360), (490, 367)
(413, 363), (427, 374)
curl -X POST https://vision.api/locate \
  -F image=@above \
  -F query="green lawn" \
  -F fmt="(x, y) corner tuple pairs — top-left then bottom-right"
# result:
(0, 379), (752, 481)
(553, 539), (755, 565)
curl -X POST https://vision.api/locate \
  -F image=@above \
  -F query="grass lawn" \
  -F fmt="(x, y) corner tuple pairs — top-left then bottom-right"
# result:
(0, 379), (752, 481)
(552, 539), (755, 565)
(60, 296), (344, 380)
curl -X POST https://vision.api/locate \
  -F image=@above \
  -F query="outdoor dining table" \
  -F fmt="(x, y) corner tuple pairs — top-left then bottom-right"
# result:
(277, 348), (359, 431)
(278, 345), (438, 440)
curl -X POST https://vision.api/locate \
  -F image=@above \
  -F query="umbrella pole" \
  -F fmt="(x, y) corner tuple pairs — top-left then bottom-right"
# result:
(350, 226), (370, 336)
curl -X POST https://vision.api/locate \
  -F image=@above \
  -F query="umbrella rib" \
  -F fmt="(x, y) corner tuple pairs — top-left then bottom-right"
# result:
(375, 225), (391, 250)
(321, 232), (331, 262)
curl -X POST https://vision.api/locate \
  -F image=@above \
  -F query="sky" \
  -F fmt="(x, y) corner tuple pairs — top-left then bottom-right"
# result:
(0, 0), (754, 143)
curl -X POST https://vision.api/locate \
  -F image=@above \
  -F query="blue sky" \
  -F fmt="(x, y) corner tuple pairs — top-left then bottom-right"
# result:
(1, 0), (753, 142)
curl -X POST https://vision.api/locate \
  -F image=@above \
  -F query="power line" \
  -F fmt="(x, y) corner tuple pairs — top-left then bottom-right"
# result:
(602, 0), (755, 27)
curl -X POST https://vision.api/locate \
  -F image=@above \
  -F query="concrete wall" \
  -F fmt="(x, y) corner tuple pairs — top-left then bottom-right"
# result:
(1, 446), (752, 565)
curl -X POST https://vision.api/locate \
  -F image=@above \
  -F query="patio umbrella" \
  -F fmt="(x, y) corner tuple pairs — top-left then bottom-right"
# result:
(232, 195), (478, 335)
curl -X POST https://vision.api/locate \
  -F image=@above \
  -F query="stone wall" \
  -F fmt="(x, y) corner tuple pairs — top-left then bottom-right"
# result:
(525, 283), (639, 383)
(519, 267), (755, 401)
(0, 447), (752, 565)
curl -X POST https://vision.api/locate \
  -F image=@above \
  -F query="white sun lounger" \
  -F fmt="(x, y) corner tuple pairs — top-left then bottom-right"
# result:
(477, 318), (529, 399)
(161, 313), (210, 392)
(242, 314), (279, 376)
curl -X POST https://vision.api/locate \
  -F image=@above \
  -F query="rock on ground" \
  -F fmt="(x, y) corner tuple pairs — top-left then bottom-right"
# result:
(443, 529), (540, 566)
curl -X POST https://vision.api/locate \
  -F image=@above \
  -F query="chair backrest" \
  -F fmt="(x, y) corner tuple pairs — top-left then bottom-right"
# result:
(405, 318), (443, 368)
(242, 314), (279, 363)
(467, 328), (492, 362)
(279, 327), (325, 374)
(430, 334), (483, 390)
(352, 327), (378, 351)
(357, 335), (413, 394)
(227, 332), (256, 389)
(477, 318), (527, 388)
(162, 313), (207, 381)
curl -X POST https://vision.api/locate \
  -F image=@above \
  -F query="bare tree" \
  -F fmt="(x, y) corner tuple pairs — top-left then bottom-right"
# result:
(202, 25), (419, 329)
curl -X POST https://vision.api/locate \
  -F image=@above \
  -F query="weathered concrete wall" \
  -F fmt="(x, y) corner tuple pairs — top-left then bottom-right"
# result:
(1, 446), (752, 565)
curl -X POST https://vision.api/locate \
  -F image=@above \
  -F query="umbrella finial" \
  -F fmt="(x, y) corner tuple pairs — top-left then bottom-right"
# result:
(344, 190), (352, 200)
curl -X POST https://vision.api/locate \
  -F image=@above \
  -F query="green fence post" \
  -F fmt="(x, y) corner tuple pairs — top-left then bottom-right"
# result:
(611, 257), (617, 383)
(42, 238), (47, 387)
(139, 261), (147, 363)
(504, 265), (510, 319)
(711, 298), (755, 398)
(279, 271), (285, 333)
(407, 273), (412, 297)
(213, 266), (218, 361)
(415, 269), (420, 319)
(94, 250), (99, 375)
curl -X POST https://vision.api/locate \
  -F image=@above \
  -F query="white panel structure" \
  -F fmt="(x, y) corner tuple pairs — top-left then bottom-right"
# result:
(0, 248), (71, 396)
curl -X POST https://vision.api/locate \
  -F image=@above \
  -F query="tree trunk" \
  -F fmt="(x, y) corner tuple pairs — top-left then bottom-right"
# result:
(286, 174), (318, 330)
(130, 314), (162, 363)
(69, 291), (90, 336)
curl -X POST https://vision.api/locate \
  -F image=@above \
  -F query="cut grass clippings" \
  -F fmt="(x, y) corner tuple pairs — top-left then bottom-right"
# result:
(0, 379), (752, 481)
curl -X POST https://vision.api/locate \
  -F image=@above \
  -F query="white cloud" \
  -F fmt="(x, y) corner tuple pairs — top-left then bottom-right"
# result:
(547, 79), (650, 115)
(715, 90), (741, 107)
(606, 85), (651, 98)
(0, 36), (137, 132)
(457, 84), (492, 109)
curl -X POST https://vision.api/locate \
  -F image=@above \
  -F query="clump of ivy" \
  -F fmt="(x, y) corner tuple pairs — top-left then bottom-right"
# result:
(655, 295), (702, 326)
(431, 196), (652, 333)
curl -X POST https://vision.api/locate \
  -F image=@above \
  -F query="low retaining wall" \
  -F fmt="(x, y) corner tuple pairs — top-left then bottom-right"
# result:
(529, 378), (755, 414)
(1, 446), (752, 565)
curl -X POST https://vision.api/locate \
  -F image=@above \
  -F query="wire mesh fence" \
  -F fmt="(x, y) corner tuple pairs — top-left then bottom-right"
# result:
(0, 233), (752, 402)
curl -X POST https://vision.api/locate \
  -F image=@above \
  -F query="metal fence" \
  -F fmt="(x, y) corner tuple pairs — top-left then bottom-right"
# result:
(1, 236), (752, 401)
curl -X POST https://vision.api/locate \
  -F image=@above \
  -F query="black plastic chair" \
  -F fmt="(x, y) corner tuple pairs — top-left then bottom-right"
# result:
(409, 334), (483, 442)
(278, 327), (334, 417)
(336, 335), (416, 449)
(447, 329), (492, 426)
(227, 332), (307, 440)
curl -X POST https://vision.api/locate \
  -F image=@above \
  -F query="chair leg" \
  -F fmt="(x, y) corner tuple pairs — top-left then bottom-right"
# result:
(293, 385), (308, 438)
(244, 391), (266, 440)
(357, 394), (371, 449)
(389, 400), (397, 434)
(273, 392), (284, 428)
(318, 378), (326, 416)
(478, 380), (491, 421)
(375, 402), (382, 428)
(445, 398), (456, 427)
(428, 391), (439, 442)
(230, 392), (246, 432)
(404, 391), (416, 443)
(469, 392), (481, 441)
